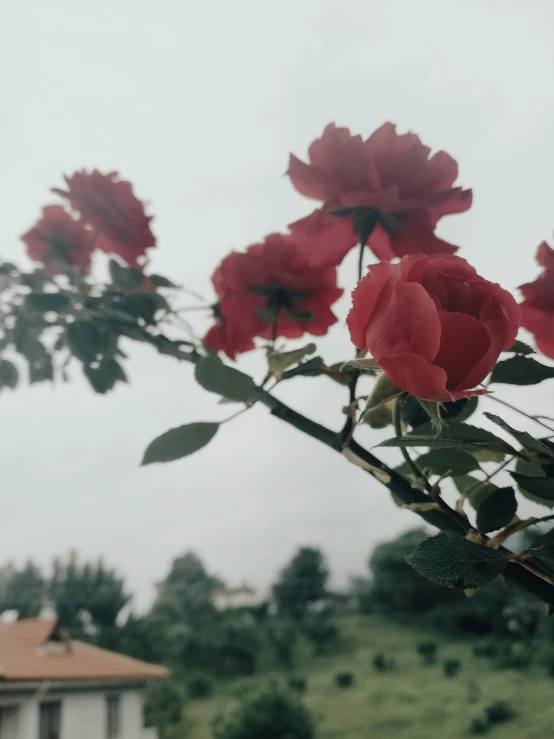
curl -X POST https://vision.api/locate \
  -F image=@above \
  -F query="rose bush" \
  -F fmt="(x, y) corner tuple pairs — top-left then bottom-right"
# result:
(5, 119), (554, 615)
(288, 122), (472, 263)
(347, 255), (520, 401)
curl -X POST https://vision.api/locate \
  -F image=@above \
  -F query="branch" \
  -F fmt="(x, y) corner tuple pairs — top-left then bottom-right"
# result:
(155, 339), (554, 608)
(258, 390), (554, 607)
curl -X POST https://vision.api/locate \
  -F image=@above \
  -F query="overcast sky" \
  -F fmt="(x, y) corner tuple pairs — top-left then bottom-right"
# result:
(1, 0), (554, 609)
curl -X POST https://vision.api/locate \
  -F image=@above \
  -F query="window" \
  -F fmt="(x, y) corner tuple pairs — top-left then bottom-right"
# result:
(106, 694), (121, 739)
(39, 702), (61, 739)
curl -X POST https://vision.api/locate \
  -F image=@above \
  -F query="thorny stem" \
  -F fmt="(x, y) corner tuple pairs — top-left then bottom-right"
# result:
(392, 396), (431, 493)
(462, 456), (515, 501)
(151, 339), (554, 608)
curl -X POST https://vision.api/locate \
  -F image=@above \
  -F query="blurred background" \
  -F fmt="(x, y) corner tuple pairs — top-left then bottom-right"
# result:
(1, 1), (554, 737)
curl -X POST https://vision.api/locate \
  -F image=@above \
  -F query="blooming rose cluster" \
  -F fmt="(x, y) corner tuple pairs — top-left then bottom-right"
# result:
(204, 123), (485, 384)
(22, 170), (155, 273)
(25, 121), (549, 403)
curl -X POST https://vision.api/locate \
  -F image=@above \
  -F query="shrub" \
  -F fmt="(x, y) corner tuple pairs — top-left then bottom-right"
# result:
(495, 642), (533, 670)
(187, 674), (213, 699)
(179, 619), (261, 676)
(334, 672), (355, 688)
(288, 677), (307, 694)
(416, 640), (437, 665)
(267, 622), (297, 669)
(143, 679), (184, 736)
(443, 658), (461, 678)
(472, 641), (498, 659)
(469, 718), (489, 735)
(485, 701), (516, 725)
(373, 652), (394, 672)
(213, 687), (314, 739)
(302, 614), (339, 655)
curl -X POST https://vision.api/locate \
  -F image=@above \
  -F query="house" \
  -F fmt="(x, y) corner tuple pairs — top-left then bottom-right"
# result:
(0, 617), (168, 739)
(212, 584), (259, 611)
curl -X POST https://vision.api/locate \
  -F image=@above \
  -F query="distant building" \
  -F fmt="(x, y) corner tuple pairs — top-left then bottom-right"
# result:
(0, 617), (167, 739)
(212, 584), (259, 611)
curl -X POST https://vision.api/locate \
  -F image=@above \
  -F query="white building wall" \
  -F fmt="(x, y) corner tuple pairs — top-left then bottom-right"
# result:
(60, 692), (104, 739)
(0, 706), (19, 739)
(16, 697), (38, 739)
(120, 691), (145, 739)
(0, 687), (153, 739)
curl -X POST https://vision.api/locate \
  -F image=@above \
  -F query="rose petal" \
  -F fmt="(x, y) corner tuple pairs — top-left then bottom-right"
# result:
(347, 262), (396, 348)
(368, 282), (441, 364)
(378, 353), (448, 401)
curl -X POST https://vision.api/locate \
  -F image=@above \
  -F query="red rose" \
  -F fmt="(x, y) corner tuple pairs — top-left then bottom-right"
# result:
(204, 233), (343, 359)
(347, 255), (520, 401)
(21, 205), (94, 273)
(288, 123), (471, 262)
(53, 170), (155, 267)
(519, 242), (554, 359)
(288, 208), (358, 268)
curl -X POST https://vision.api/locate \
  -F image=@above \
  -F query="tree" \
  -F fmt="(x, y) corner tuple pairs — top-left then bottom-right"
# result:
(364, 529), (460, 615)
(152, 551), (222, 625)
(0, 560), (45, 618)
(273, 547), (329, 619)
(213, 687), (314, 739)
(49, 551), (129, 633)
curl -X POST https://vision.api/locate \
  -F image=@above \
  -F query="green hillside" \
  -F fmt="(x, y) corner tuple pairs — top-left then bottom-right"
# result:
(184, 615), (554, 739)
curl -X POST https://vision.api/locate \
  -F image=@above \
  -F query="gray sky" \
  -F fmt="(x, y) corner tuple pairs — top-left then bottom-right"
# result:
(1, 0), (554, 609)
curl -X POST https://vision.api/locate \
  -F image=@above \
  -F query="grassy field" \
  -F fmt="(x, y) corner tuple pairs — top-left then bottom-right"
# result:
(184, 615), (554, 739)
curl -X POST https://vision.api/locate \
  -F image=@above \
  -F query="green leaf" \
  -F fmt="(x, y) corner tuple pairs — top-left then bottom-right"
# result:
(359, 373), (402, 422)
(267, 343), (316, 377)
(109, 260), (146, 289)
(195, 357), (258, 403)
(510, 472), (554, 502)
(484, 412), (554, 458)
(402, 396), (478, 429)
(18, 337), (53, 384)
(472, 449), (506, 464)
(416, 449), (481, 477)
(512, 458), (554, 508)
(506, 340), (534, 355)
(476, 486), (517, 534)
(66, 321), (116, 365)
(148, 274), (178, 288)
(341, 358), (379, 373)
(491, 356), (554, 385)
(361, 403), (393, 429)
(282, 356), (324, 380)
(84, 358), (127, 394)
(142, 422), (219, 465)
(118, 292), (169, 324)
(378, 422), (518, 456)
(0, 359), (19, 390)
(24, 293), (70, 313)
(453, 475), (499, 510)
(405, 532), (508, 589)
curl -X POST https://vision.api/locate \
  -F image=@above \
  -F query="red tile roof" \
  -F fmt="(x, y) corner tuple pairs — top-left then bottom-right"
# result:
(0, 618), (168, 682)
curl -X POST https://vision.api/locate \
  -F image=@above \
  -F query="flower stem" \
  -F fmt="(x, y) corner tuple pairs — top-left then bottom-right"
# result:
(357, 243), (365, 282)
(393, 396), (431, 493)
